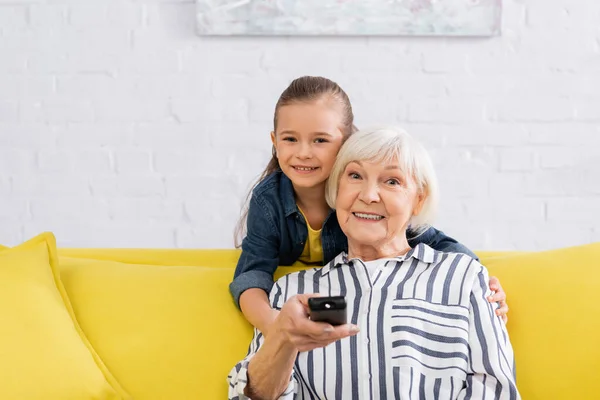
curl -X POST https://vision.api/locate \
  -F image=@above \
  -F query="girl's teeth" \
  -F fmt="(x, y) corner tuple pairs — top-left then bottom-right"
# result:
(354, 212), (383, 220)
(296, 167), (316, 171)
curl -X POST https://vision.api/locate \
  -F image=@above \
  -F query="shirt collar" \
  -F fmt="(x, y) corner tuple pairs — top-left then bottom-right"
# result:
(320, 243), (437, 276)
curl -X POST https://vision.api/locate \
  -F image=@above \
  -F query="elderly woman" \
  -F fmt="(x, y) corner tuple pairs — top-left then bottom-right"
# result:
(228, 126), (519, 399)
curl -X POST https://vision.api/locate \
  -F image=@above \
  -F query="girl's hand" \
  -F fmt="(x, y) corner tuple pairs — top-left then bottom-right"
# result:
(271, 294), (359, 352)
(488, 276), (509, 324)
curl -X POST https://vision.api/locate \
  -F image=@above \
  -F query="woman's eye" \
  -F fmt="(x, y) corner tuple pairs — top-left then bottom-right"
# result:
(348, 172), (361, 179)
(386, 178), (401, 185)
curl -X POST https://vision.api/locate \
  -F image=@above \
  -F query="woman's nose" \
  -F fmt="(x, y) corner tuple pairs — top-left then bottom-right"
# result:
(359, 182), (380, 204)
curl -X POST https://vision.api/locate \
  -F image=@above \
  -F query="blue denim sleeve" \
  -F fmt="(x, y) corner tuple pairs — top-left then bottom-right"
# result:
(230, 195), (280, 309)
(408, 226), (479, 261)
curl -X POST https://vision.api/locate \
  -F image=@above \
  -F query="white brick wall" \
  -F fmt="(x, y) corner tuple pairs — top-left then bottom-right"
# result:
(0, 0), (599, 250)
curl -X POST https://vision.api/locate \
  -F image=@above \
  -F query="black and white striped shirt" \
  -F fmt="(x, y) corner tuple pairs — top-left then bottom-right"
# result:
(228, 244), (519, 399)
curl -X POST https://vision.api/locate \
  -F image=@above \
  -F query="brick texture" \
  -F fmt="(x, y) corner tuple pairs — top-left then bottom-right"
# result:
(0, 0), (599, 250)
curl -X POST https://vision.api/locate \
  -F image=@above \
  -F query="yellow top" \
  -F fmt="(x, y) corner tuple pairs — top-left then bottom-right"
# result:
(297, 207), (324, 264)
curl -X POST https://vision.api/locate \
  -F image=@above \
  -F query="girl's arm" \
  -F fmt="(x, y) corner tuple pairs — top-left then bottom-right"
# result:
(231, 195), (281, 331)
(240, 289), (280, 335)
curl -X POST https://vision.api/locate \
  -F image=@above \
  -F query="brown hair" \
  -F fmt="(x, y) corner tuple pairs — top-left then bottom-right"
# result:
(234, 76), (357, 247)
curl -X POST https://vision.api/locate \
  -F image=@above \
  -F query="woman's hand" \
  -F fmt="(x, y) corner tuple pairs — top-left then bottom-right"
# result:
(488, 276), (509, 323)
(272, 294), (359, 352)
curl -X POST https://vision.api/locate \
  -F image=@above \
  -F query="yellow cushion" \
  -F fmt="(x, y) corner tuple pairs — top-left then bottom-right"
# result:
(0, 233), (129, 400)
(58, 256), (255, 400)
(485, 242), (600, 399)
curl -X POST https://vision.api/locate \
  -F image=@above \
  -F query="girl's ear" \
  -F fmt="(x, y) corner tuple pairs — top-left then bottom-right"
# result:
(270, 131), (277, 157)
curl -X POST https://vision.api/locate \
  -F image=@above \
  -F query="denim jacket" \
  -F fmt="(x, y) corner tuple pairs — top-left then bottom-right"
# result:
(230, 171), (477, 308)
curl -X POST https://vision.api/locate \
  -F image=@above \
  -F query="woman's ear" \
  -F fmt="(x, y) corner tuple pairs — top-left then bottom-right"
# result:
(412, 188), (427, 217)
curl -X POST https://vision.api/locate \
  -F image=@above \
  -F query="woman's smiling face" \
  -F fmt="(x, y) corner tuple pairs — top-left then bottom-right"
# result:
(335, 158), (425, 248)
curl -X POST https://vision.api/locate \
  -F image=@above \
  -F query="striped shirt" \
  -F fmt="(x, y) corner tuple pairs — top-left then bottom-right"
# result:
(228, 243), (520, 399)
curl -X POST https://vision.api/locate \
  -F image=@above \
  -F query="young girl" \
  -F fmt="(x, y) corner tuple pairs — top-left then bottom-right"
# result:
(231, 76), (508, 335)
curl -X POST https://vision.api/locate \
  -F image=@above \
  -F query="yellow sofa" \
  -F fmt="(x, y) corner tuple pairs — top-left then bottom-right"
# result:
(2, 234), (600, 399)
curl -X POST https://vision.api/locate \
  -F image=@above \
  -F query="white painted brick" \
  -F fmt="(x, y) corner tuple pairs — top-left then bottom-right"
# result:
(0, 225), (22, 247)
(133, 75), (212, 99)
(144, 3), (196, 37)
(342, 44), (421, 73)
(28, 4), (68, 28)
(109, 198), (183, 221)
(0, 197), (28, 220)
(0, 75), (55, 100)
(165, 175), (241, 199)
(0, 0), (598, 250)
(12, 174), (90, 197)
(504, 74), (597, 98)
(537, 147), (600, 170)
(20, 98), (95, 123)
(260, 41), (346, 76)
(153, 149), (231, 175)
(398, 124), (449, 149)
(176, 225), (236, 249)
(90, 175), (165, 198)
(408, 99), (486, 124)
(121, 51), (181, 74)
(489, 97), (574, 122)
(0, 5), (27, 29)
(463, 197), (546, 224)
(68, 4), (143, 28)
(93, 96), (169, 123)
(171, 97), (248, 123)
(422, 45), (468, 74)
(22, 221), (176, 248)
(347, 96), (408, 126)
(575, 100), (600, 122)
(114, 150), (153, 174)
(0, 176), (11, 194)
(30, 197), (110, 221)
(37, 149), (112, 174)
(0, 148), (36, 174)
(528, 124), (600, 146)
(183, 197), (239, 225)
(488, 172), (530, 198)
(440, 124), (530, 147)
(498, 148), (536, 172)
(56, 75), (134, 99)
(25, 51), (71, 74)
(131, 122), (210, 149)
(229, 148), (272, 180)
(208, 122), (269, 150)
(0, 52), (27, 73)
(546, 198), (600, 225)
(482, 222), (593, 251)
(445, 75), (509, 97)
(56, 123), (134, 147)
(0, 101), (19, 123)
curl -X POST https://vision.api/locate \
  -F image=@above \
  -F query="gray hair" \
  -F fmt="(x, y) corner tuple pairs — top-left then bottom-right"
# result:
(325, 126), (439, 233)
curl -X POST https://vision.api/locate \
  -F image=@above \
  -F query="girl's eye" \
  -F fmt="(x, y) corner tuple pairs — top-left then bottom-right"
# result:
(282, 137), (296, 142)
(314, 138), (328, 143)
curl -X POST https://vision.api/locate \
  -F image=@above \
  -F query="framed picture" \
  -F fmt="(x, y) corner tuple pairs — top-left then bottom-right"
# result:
(197, 0), (502, 36)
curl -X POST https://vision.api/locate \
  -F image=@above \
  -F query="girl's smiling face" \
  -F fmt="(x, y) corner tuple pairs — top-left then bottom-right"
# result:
(272, 98), (345, 189)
